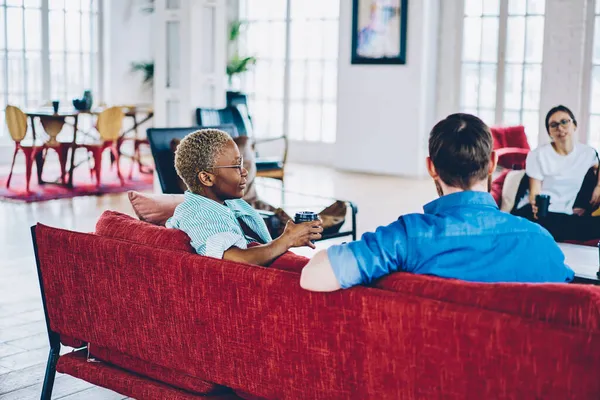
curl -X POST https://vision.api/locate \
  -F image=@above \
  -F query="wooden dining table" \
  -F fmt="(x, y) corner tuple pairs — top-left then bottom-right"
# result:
(25, 106), (154, 188)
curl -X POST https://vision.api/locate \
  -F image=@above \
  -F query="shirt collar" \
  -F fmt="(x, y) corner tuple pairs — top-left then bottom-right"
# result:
(184, 191), (248, 216)
(423, 191), (498, 215)
(184, 191), (233, 214)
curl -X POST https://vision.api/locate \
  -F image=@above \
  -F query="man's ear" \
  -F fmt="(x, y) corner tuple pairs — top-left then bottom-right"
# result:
(426, 157), (438, 179)
(198, 171), (215, 187)
(488, 150), (498, 174)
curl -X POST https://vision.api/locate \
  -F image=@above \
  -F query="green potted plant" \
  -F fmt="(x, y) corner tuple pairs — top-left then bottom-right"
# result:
(130, 19), (256, 93)
(130, 61), (154, 86)
(226, 21), (257, 89)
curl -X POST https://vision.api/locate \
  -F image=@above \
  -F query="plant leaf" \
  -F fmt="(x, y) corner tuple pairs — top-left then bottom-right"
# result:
(226, 56), (256, 76)
(130, 61), (154, 84)
(229, 21), (243, 42)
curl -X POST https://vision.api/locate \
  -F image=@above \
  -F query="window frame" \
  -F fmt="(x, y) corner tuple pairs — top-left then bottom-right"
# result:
(237, 0), (340, 144)
(0, 0), (102, 140)
(459, 0), (546, 148)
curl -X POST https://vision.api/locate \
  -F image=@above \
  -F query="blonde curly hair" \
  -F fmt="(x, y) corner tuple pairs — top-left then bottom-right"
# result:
(174, 129), (232, 194)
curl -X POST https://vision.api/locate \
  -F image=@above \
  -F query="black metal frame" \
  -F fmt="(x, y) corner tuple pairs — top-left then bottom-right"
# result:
(351, 0), (409, 65)
(318, 201), (358, 242)
(31, 225), (62, 400)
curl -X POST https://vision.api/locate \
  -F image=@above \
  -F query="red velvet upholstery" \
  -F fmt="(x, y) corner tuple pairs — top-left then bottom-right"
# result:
(375, 272), (600, 330)
(89, 344), (227, 395)
(491, 125), (530, 150)
(95, 210), (195, 253)
(96, 210), (310, 273)
(35, 223), (600, 399)
(490, 126), (530, 169)
(491, 169), (510, 206)
(57, 350), (240, 399)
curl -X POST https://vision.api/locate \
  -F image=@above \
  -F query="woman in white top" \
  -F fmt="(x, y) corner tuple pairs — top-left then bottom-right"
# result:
(515, 105), (600, 241)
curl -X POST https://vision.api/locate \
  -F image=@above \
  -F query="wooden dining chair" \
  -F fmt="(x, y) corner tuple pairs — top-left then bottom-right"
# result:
(5, 105), (45, 193)
(119, 105), (154, 179)
(75, 106), (125, 187)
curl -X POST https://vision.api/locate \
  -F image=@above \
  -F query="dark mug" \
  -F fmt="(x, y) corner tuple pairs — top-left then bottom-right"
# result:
(295, 211), (319, 243)
(294, 211), (319, 224)
(535, 194), (550, 218)
(52, 100), (59, 114)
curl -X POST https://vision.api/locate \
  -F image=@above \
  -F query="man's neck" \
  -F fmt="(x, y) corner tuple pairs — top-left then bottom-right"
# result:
(440, 181), (489, 196)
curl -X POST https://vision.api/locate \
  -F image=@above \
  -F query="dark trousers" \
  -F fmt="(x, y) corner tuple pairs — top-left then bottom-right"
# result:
(514, 205), (600, 242)
(514, 167), (600, 241)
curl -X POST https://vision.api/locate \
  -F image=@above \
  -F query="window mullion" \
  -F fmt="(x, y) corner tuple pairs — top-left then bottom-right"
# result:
(476, 16), (483, 116)
(41, 0), (50, 102)
(21, 4), (27, 106)
(96, 0), (104, 102)
(62, 6), (67, 100)
(3, 5), (8, 110)
(496, 0), (509, 124)
(319, 19), (325, 142)
(282, 0), (291, 142)
(519, 8), (529, 124)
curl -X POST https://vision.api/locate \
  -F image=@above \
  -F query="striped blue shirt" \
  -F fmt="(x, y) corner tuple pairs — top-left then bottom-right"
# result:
(166, 191), (272, 258)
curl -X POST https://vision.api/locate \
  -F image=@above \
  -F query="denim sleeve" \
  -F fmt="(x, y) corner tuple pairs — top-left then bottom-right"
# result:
(326, 220), (409, 289)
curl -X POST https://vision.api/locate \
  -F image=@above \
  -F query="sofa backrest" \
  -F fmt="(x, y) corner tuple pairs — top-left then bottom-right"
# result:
(375, 272), (600, 331)
(33, 223), (600, 399)
(95, 210), (309, 273)
(95, 210), (195, 253)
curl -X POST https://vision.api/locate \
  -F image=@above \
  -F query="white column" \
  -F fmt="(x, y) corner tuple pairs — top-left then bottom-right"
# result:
(153, 0), (227, 127)
(539, 0), (592, 144)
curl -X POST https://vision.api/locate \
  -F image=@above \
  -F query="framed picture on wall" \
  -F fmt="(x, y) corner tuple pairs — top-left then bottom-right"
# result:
(351, 0), (408, 64)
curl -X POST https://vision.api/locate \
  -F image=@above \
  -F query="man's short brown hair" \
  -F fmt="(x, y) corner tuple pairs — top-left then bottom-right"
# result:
(428, 113), (493, 189)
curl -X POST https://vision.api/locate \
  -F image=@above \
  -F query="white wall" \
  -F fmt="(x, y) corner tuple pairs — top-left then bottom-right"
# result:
(103, 1), (154, 106)
(334, 0), (439, 177)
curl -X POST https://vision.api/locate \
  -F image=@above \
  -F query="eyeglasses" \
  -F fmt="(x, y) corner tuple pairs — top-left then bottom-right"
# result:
(208, 157), (244, 174)
(549, 119), (572, 130)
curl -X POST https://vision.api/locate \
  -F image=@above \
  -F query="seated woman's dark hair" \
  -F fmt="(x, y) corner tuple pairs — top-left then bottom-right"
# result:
(428, 113), (492, 190)
(545, 105), (577, 134)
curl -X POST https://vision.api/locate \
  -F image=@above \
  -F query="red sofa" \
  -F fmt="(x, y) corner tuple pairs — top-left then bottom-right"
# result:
(32, 211), (600, 399)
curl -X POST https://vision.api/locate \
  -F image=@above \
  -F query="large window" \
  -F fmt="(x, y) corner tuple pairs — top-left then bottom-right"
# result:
(0, 0), (100, 138)
(588, 1), (600, 149)
(238, 0), (339, 143)
(460, 0), (545, 148)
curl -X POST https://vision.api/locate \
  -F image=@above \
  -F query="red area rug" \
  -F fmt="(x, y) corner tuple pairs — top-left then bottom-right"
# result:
(0, 165), (153, 203)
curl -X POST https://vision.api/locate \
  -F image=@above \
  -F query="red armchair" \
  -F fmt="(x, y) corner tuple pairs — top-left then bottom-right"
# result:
(490, 125), (531, 170)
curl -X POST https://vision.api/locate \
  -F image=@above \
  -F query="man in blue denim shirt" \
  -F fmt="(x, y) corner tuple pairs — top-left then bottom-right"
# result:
(300, 114), (574, 292)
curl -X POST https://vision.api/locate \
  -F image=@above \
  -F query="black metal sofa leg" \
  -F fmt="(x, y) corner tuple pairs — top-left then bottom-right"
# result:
(40, 344), (60, 400)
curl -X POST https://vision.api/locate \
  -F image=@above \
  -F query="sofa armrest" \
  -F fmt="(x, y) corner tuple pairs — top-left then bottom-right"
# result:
(496, 147), (529, 169)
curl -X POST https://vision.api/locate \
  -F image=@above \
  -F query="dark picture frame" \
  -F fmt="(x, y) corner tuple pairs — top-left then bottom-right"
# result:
(351, 0), (408, 65)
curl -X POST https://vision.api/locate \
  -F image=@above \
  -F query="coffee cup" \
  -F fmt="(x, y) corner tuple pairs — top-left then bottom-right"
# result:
(295, 211), (319, 243)
(535, 194), (550, 218)
(294, 211), (319, 224)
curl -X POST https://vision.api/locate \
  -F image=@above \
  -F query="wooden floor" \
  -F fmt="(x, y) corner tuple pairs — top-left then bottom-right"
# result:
(0, 163), (434, 399)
